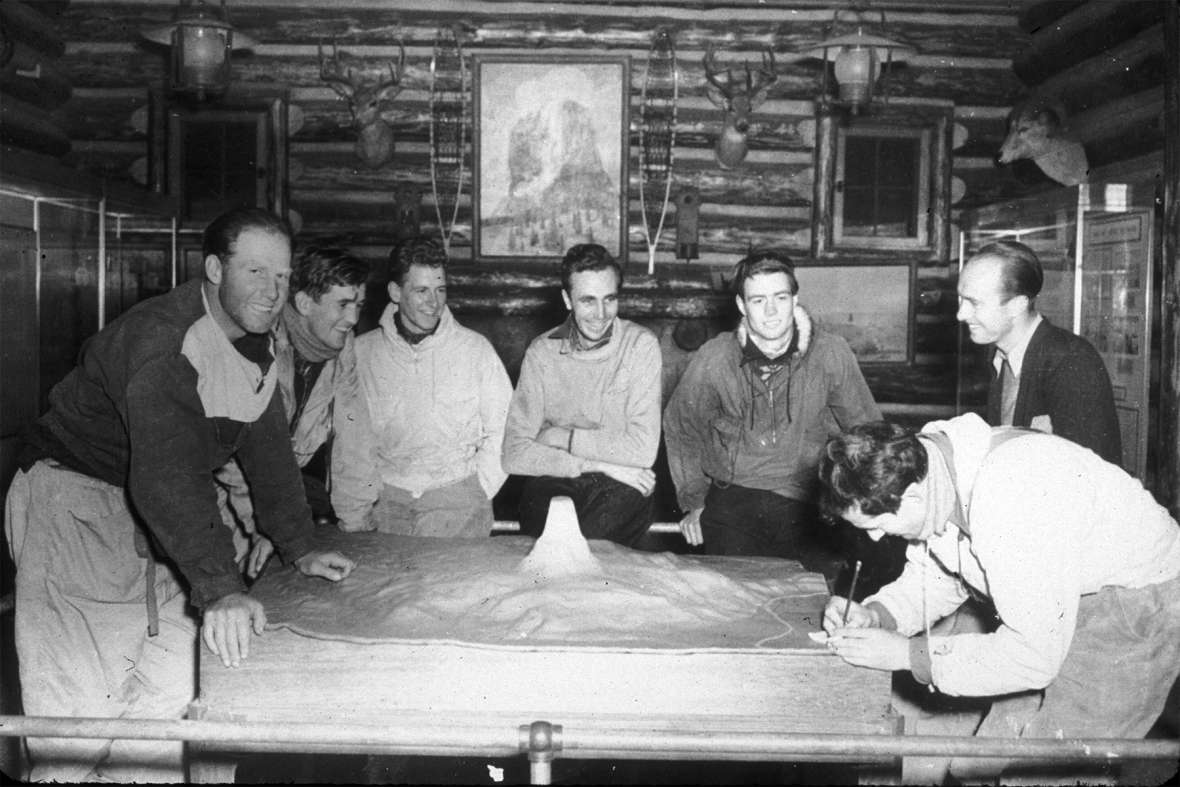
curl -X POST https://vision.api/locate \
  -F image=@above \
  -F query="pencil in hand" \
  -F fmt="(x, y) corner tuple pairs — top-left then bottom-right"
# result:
(841, 559), (863, 626)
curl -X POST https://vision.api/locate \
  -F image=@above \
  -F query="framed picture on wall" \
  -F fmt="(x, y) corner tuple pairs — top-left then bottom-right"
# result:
(795, 264), (914, 364)
(473, 55), (630, 263)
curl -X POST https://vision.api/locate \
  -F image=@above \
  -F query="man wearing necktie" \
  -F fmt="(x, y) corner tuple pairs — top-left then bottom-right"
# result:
(957, 240), (1121, 464)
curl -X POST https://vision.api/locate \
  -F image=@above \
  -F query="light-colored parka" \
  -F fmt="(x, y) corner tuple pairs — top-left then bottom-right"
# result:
(215, 309), (373, 533)
(348, 303), (512, 524)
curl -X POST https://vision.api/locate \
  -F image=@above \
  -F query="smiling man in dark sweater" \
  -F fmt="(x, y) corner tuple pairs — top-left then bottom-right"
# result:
(4, 207), (355, 782)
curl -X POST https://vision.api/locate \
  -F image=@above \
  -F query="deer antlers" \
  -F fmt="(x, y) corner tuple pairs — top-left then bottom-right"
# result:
(702, 45), (778, 169)
(318, 39), (407, 168)
(317, 39), (406, 109)
(702, 44), (777, 111)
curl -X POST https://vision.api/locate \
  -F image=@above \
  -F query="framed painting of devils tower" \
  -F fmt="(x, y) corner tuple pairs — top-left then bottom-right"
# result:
(473, 55), (630, 263)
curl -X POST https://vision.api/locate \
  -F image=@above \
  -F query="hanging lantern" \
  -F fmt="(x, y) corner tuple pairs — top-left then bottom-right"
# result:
(805, 19), (912, 113)
(141, 1), (257, 101)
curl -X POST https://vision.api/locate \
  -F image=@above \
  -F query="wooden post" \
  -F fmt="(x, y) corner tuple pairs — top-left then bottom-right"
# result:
(811, 108), (837, 258)
(1161, 0), (1180, 515)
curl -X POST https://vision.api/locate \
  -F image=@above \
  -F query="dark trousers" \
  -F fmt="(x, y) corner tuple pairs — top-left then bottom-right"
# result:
(700, 482), (846, 581)
(518, 473), (653, 548)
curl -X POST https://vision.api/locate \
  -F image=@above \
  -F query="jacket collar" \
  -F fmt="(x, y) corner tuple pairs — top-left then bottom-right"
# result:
(735, 303), (813, 360)
(378, 301), (455, 348)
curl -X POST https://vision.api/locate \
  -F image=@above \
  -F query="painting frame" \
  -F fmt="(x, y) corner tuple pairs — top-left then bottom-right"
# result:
(794, 263), (914, 364)
(473, 54), (631, 264)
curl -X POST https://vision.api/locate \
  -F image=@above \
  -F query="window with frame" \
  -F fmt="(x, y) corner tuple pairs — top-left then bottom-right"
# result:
(813, 108), (950, 259)
(154, 88), (290, 226)
(836, 125), (929, 246)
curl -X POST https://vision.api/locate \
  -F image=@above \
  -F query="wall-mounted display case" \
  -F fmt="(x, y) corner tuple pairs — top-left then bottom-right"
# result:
(959, 179), (1157, 480)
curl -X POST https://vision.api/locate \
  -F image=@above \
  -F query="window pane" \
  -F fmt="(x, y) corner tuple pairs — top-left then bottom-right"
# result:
(182, 119), (259, 220)
(875, 138), (918, 184)
(842, 133), (920, 238)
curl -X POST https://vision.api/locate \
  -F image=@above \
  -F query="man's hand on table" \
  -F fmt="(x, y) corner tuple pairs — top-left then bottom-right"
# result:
(678, 507), (704, 546)
(824, 628), (911, 671)
(294, 549), (356, 581)
(821, 596), (909, 672)
(203, 551), (355, 668)
(245, 535), (274, 580)
(202, 592), (266, 668)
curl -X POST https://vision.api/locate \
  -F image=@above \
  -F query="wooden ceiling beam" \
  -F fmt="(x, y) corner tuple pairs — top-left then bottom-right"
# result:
(1029, 22), (1164, 108)
(0, 1), (67, 59)
(1013, 0), (1165, 85)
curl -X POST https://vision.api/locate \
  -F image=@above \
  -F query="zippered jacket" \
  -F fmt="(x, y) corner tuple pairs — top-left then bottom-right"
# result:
(664, 306), (881, 511)
(214, 312), (372, 532)
(31, 279), (314, 607)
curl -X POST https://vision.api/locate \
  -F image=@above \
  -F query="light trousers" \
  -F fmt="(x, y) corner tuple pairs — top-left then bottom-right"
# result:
(5, 462), (196, 783)
(371, 473), (493, 538)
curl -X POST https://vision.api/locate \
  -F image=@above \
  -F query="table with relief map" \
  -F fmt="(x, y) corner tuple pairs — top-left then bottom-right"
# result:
(189, 509), (897, 782)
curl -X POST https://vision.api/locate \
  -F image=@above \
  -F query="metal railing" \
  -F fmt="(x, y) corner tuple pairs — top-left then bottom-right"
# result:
(0, 714), (1176, 785)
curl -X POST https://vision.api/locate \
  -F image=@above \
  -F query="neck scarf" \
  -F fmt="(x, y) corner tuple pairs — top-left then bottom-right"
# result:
(282, 302), (338, 363)
(395, 309), (437, 346)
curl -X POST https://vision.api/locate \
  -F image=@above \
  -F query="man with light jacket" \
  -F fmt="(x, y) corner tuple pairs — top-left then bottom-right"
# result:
(345, 237), (512, 536)
(818, 414), (1180, 784)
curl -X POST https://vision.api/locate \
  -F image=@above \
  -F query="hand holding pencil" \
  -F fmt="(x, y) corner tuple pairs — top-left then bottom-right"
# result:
(821, 561), (876, 633)
(822, 597), (878, 633)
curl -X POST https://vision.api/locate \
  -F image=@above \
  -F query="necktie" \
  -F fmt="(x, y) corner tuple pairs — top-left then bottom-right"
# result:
(999, 355), (1017, 426)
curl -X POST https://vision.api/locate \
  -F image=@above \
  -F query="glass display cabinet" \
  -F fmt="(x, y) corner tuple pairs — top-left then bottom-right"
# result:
(959, 178), (1158, 479)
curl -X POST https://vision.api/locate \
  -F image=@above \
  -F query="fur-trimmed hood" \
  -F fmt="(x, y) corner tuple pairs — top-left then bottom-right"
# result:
(734, 303), (814, 360)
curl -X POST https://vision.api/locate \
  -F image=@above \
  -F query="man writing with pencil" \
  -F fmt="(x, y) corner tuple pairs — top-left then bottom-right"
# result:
(815, 414), (1180, 785)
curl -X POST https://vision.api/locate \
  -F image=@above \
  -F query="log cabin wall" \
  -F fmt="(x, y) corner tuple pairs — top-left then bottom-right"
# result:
(11, 1), (1174, 443)
(46, 0), (1045, 426)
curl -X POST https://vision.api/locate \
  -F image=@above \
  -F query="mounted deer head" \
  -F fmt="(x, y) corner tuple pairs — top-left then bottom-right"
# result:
(703, 45), (777, 169)
(998, 98), (1089, 187)
(319, 40), (406, 169)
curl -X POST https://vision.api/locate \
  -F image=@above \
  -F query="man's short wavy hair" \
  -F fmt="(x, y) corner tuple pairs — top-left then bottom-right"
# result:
(202, 207), (293, 265)
(388, 237), (447, 287)
(560, 243), (622, 294)
(731, 250), (799, 299)
(819, 421), (928, 520)
(969, 239), (1043, 307)
(290, 246), (370, 304)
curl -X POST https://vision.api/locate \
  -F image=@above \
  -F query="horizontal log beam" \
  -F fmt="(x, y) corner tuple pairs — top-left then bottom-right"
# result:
(58, 48), (1022, 110)
(1073, 86), (1165, 146)
(1030, 22), (1165, 108)
(1013, 0), (1165, 85)
(60, 4), (1022, 55)
(0, 1), (67, 59)
(0, 94), (71, 157)
(0, 40), (72, 108)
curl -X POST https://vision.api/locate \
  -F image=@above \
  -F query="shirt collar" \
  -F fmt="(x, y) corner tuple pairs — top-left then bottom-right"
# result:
(993, 313), (1042, 377)
(548, 315), (614, 353)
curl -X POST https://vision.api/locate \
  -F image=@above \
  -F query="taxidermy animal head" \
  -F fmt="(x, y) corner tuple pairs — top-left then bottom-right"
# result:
(319, 40), (406, 168)
(703, 45), (778, 169)
(998, 98), (1089, 187)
